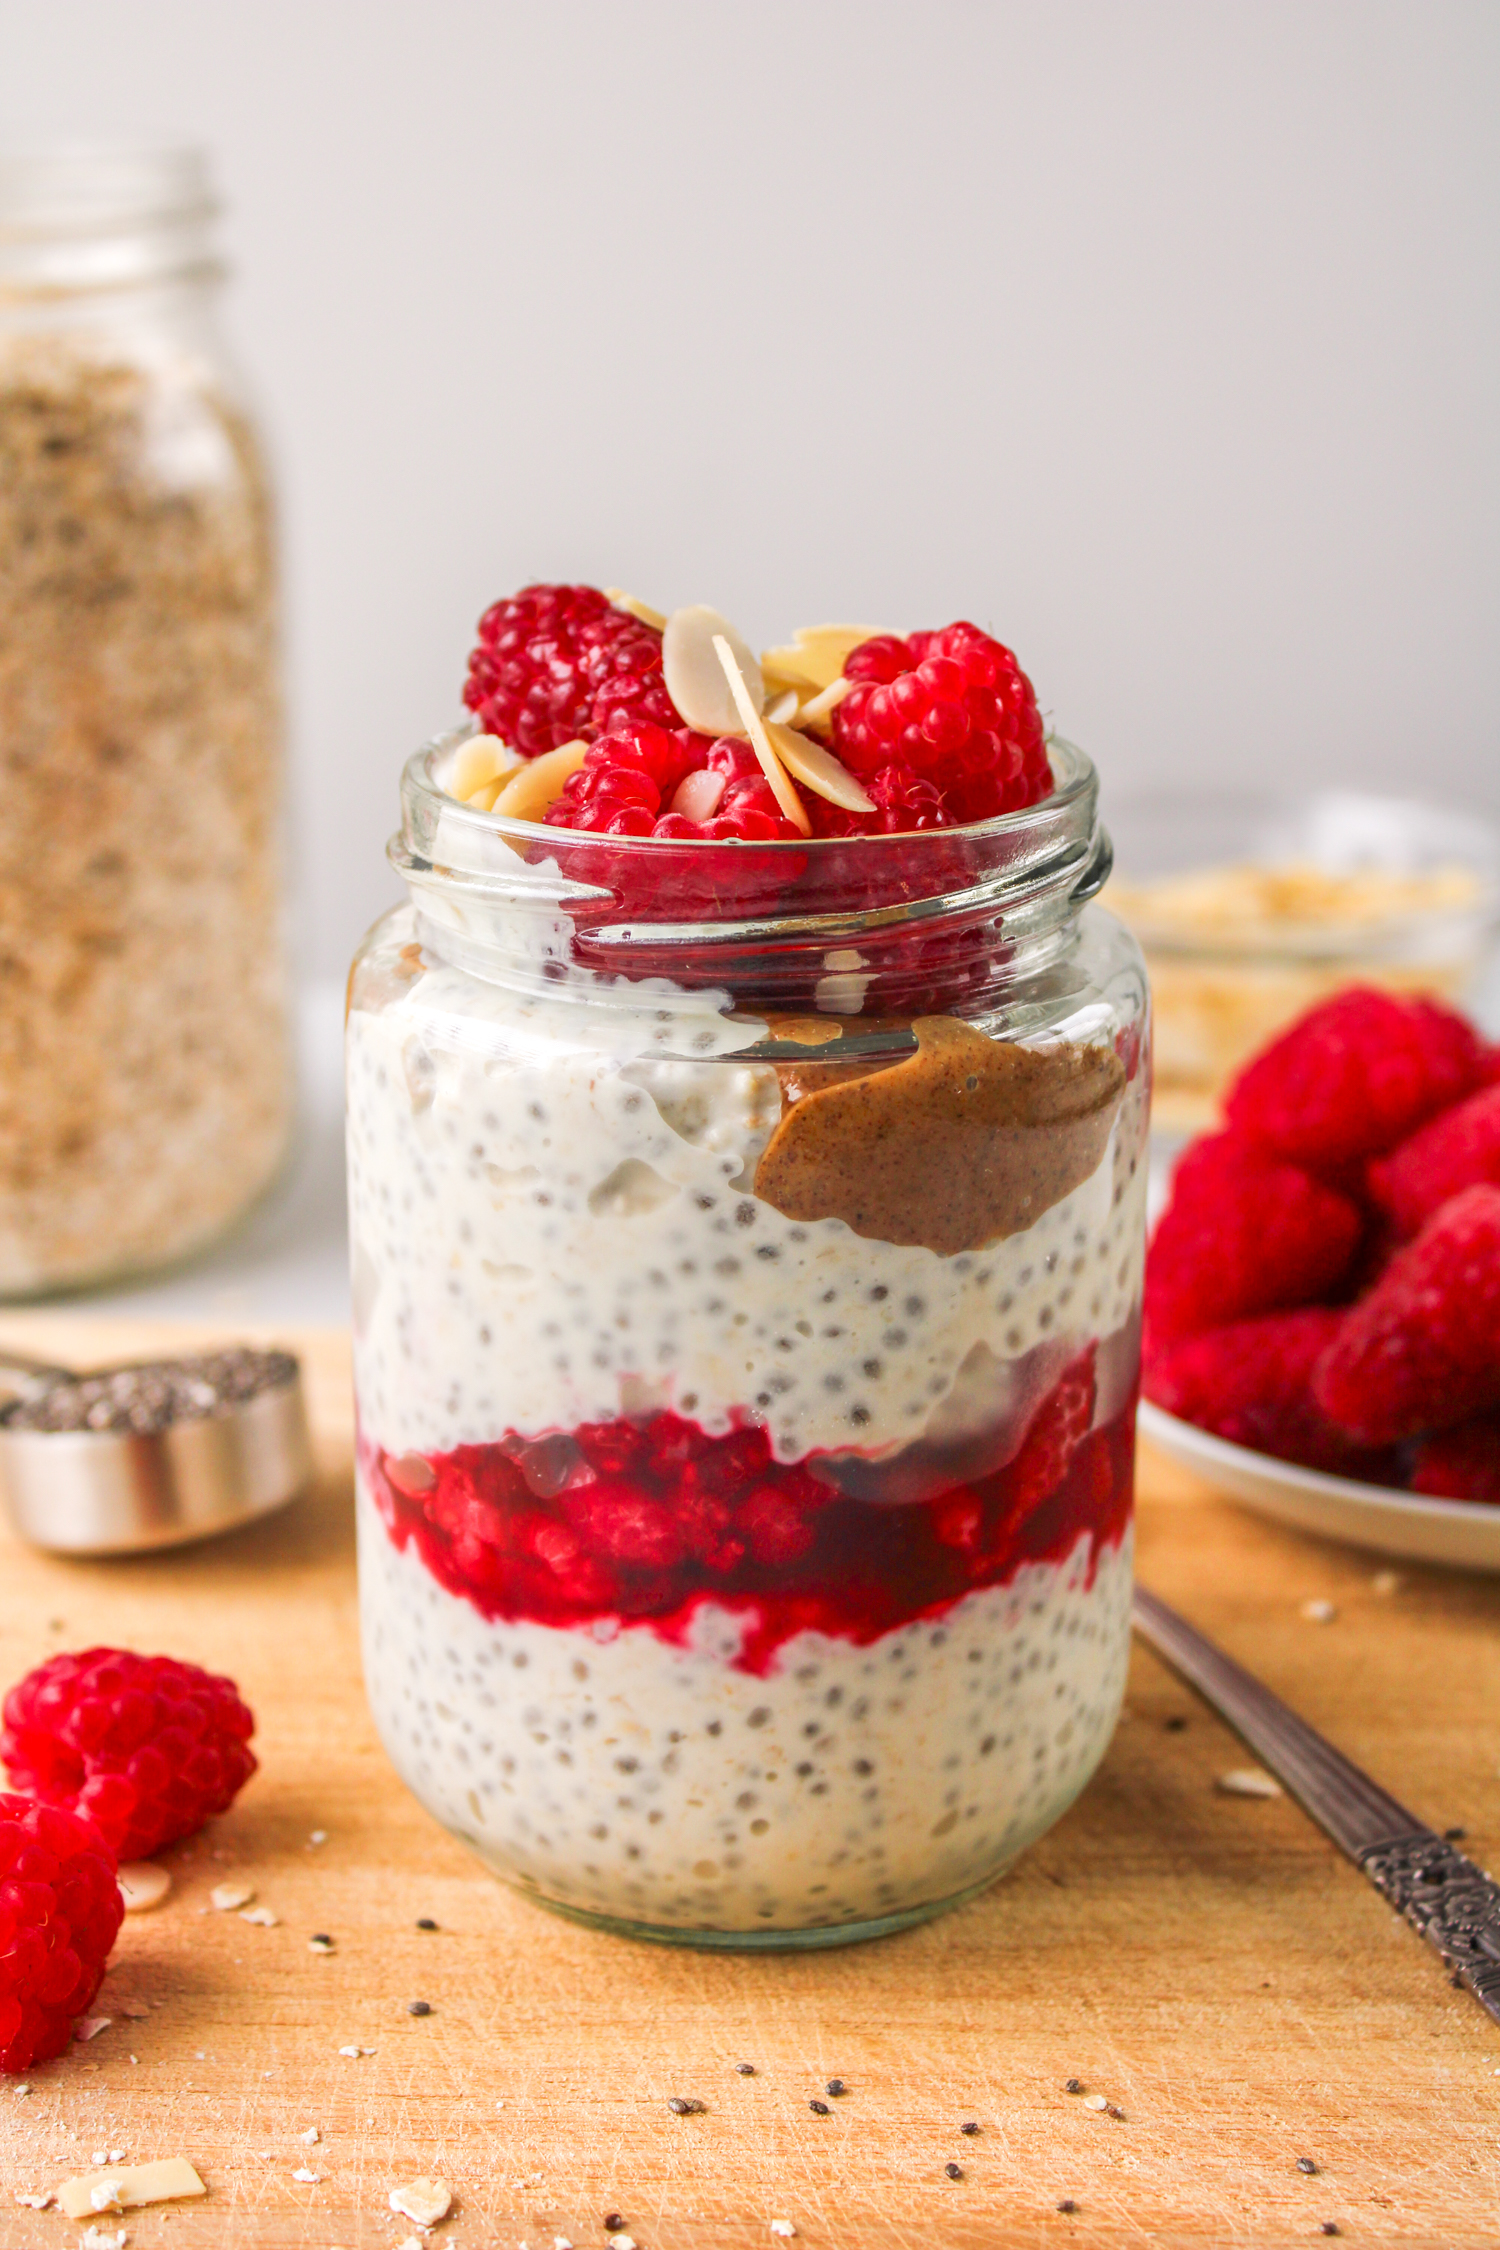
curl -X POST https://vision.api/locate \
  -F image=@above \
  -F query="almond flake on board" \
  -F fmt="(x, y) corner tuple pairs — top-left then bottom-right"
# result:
(490, 739), (588, 824)
(1217, 1767), (1283, 1799)
(14, 2191), (52, 2209)
(292, 2167), (322, 2183)
(116, 1862), (171, 1913)
(57, 2160), (206, 2220)
(74, 2017), (111, 2041)
(664, 605), (765, 736)
(389, 2176), (453, 2227)
(605, 587), (668, 632)
(1300, 1598), (1337, 1623)
(765, 720), (873, 811)
(240, 1906), (279, 1927)
(770, 2224), (798, 2238)
(210, 1881), (254, 1912)
(712, 636), (810, 835)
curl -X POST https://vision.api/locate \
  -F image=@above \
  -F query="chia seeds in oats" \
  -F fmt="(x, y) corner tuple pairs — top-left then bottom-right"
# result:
(4, 1348), (297, 1434)
(0, 335), (290, 1294)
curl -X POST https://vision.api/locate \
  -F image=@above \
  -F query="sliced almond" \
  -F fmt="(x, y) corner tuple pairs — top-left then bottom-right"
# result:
(790, 675), (853, 735)
(210, 1881), (254, 1912)
(465, 777), (504, 813)
(57, 2159), (207, 2219)
(1216, 1767), (1283, 1799)
(605, 587), (668, 632)
(670, 768), (728, 824)
(664, 606), (764, 735)
(711, 636), (810, 836)
(760, 623), (881, 692)
(490, 739), (589, 824)
(763, 688), (800, 726)
(764, 722), (873, 813)
(450, 734), (513, 801)
(389, 2176), (453, 2227)
(117, 1862), (171, 1913)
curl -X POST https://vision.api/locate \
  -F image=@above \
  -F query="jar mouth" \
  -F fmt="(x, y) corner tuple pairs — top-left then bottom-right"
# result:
(396, 728), (1106, 910)
(392, 727), (1112, 1012)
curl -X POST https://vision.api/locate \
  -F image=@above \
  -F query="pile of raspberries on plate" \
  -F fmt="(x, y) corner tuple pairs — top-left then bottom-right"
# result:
(0, 1649), (257, 2072)
(1144, 985), (1500, 1500)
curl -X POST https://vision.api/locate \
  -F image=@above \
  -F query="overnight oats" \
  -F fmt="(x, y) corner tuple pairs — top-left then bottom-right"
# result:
(348, 588), (1150, 1946)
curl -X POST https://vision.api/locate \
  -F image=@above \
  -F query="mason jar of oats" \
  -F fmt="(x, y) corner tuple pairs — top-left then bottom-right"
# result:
(0, 144), (290, 1294)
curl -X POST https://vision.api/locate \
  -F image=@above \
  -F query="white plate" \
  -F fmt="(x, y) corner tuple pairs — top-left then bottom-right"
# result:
(1138, 1400), (1500, 1572)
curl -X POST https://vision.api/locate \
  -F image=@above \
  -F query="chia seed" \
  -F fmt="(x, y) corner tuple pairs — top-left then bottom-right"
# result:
(961, 2121), (979, 2135)
(945, 2162), (963, 2180)
(825, 2078), (847, 2096)
(809, 2099), (830, 2115)
(416, 1917), (439, 1930)
(1064, 2078), (1084, 2094)
(667, 2096), (705, 2114)
(1297, 2158), (1318, 2175)
(4, 1347), (299, 1435)
(735, 2062), (755, 2075)
(406, 2000), (432, 2016)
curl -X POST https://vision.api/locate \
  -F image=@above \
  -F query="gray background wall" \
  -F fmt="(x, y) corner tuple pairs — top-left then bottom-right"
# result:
(8, 0), (1498, 978)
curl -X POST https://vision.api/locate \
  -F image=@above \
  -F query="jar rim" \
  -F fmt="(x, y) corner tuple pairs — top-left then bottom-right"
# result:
(391, 725), (1112, 1002)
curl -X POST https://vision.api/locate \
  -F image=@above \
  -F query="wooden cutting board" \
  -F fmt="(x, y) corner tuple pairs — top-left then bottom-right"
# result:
(0, 1312), (1496, 2250)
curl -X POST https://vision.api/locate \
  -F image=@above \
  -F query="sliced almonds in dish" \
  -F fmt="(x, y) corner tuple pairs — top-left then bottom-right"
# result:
(450, 733), (515, 802)
(711, 636), (810, 836)
(763, 687), (801, 726)
(490, 739), (589, 823)
(665, 605), (764, 736)
(605, 586), (668, 631)
(764, 721), (873, 813)
(760, 623), (881, 692)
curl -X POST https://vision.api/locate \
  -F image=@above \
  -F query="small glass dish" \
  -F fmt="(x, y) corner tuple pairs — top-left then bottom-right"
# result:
(1105, 788), (1500, 1139)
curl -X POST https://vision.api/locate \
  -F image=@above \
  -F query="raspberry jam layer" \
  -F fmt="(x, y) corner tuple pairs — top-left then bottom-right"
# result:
(364, 1348), (1135, 1674)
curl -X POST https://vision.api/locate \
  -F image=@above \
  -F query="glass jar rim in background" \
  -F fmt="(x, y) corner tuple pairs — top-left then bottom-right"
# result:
(0, 140), (220, 299)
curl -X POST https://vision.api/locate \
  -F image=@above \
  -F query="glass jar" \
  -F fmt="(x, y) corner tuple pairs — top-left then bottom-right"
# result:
(0, 145), (290, 1294)
(348, 730), (1150, 1947)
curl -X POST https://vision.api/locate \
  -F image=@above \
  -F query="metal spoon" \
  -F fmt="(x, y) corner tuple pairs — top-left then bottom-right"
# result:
(0, 1345), (313, 1555)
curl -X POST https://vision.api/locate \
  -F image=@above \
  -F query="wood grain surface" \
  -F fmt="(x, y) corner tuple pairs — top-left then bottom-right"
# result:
(1, 1312), (1497, 2250)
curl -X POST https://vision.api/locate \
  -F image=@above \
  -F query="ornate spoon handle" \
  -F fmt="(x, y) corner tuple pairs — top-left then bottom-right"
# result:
(1134, 1585), (1500, 2030)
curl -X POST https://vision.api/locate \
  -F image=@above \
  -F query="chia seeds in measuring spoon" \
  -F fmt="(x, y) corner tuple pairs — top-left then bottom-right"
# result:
(4, 1349), (299, 1436)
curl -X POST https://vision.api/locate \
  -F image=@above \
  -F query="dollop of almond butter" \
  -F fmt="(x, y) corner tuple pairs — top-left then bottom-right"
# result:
(754, 1015), (1126, 1256)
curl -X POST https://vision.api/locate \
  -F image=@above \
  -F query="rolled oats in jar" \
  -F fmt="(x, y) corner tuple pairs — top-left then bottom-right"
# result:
(0, 145), (290, 1293)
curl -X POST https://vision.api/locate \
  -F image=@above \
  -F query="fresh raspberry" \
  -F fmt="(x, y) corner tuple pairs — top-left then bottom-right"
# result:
(832, 622), (1052, 823)
(1367, 1082), (1500, 1238)
(1224, 987), (1484, 1176)
(1146, 1310), (1399, 1480)
(0, 1793), (122, 2073)
(463, 583), (676, 756)
(546, 726), (802, 842)
(1007, 1347), (1097, 1513)
(1145, 1132), (1364, 1347)
(1312, 1184), (1500, 1444)
(2, 1650), (257, 1862)
(1408, 1416), (1500, 1503)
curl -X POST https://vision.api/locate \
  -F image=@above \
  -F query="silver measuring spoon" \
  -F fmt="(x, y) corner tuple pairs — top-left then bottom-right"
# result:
(0, 1345), (313, 1555)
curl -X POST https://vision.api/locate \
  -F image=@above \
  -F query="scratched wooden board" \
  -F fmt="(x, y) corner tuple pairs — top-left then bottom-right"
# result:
(0, 1312), (1497, 2250)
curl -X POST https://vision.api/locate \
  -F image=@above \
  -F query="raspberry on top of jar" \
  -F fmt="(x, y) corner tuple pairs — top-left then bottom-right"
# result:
(453, 587), (1053, 839)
